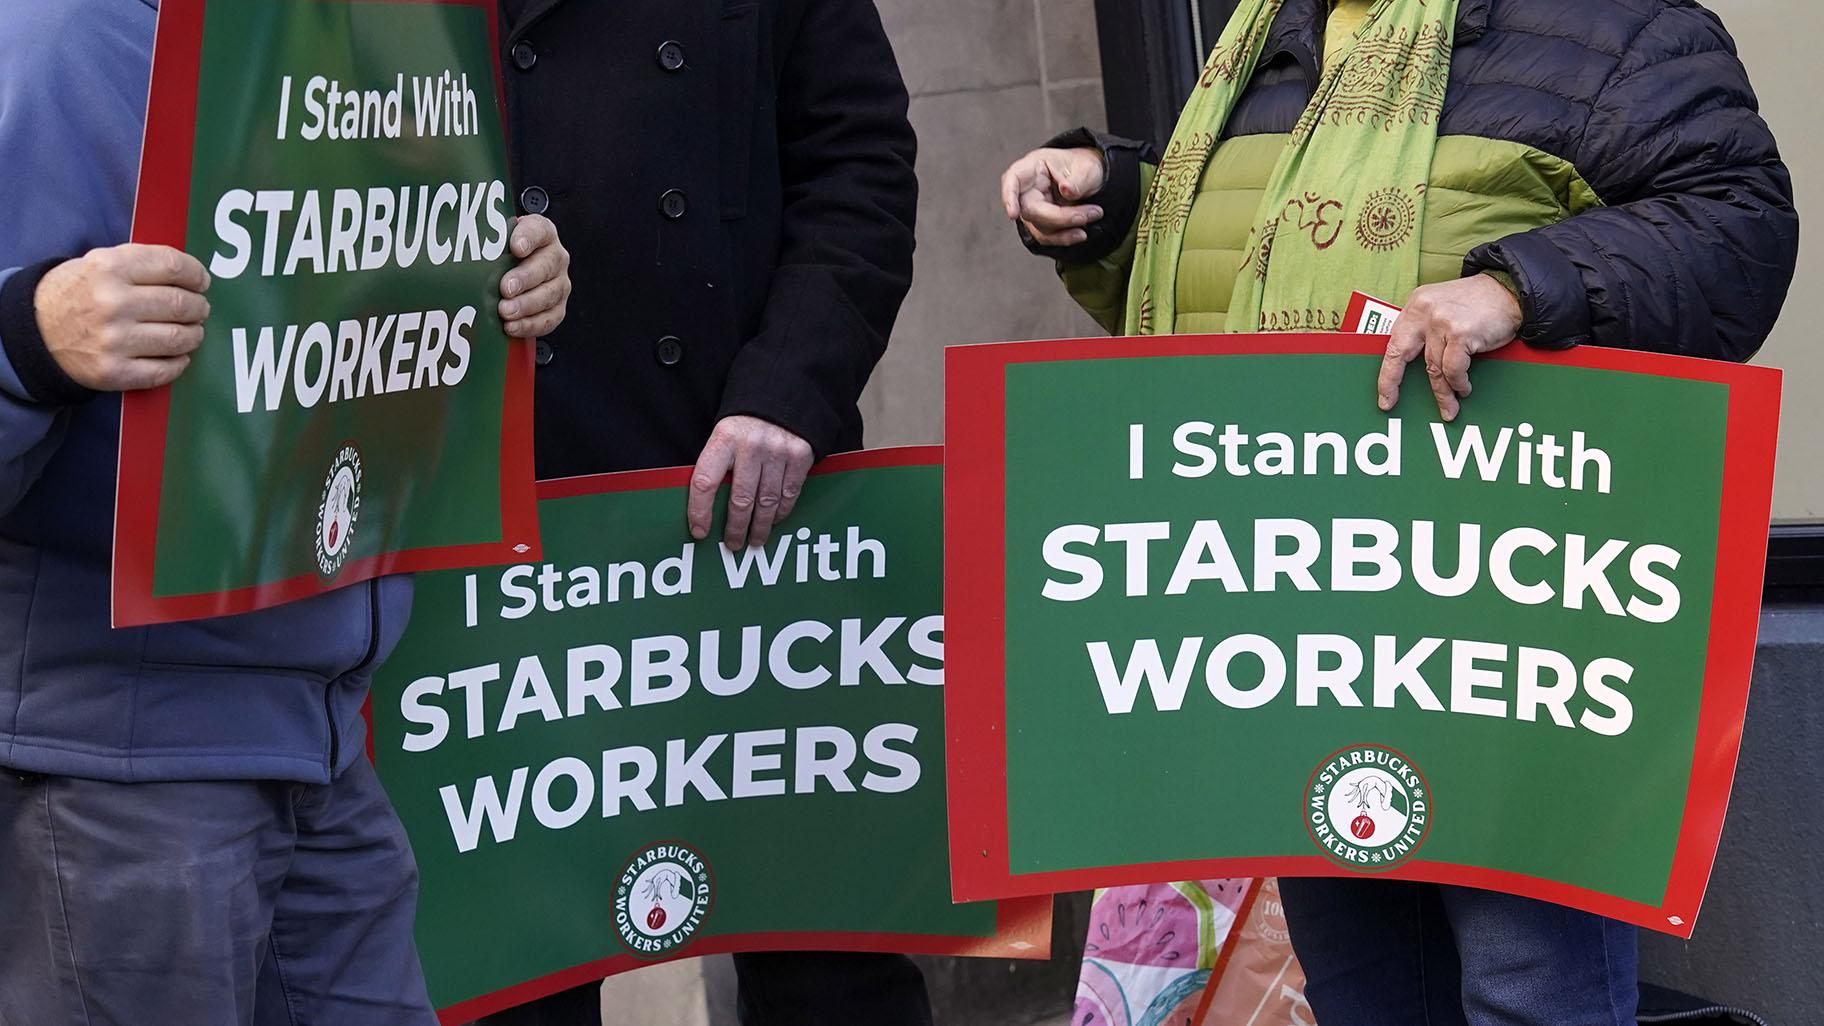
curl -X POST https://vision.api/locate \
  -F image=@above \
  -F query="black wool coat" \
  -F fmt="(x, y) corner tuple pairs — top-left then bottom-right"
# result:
(499, 0), (918, 478)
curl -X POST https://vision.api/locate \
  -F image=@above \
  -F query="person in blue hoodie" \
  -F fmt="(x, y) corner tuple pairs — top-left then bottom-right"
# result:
(0, 2), (571, 1023)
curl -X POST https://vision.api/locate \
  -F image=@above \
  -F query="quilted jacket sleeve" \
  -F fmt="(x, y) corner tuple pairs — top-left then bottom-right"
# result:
(1055, 161), (1154, 335)
(1465, 3), (1800, 362)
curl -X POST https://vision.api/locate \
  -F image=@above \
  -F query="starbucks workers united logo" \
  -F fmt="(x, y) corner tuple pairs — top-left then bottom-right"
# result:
(1306, 744), (1431, 871)
(614, 843), (714, 957)
(314, 444), (363, 579)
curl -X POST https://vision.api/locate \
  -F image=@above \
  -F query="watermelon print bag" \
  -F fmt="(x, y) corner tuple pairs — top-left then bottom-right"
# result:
(1072, 879), (1314, 1026)
(1073, 880), (1251, 1026)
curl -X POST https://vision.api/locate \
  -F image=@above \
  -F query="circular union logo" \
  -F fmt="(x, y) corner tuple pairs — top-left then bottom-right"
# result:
(613, 842), (713, 957)
(314, 444), (363, 580)
(1304, 744), (1431, 871)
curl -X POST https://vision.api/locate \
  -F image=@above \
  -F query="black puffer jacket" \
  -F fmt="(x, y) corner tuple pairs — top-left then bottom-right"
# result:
(1049, 0), (1799, 359)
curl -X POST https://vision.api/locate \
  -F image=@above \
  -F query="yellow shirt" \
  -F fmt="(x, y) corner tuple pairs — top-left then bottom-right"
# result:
(1324, 0), (1376, 70)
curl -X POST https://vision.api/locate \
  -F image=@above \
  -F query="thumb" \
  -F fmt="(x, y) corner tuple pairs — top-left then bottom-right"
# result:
(1052, 160), (1080, 201)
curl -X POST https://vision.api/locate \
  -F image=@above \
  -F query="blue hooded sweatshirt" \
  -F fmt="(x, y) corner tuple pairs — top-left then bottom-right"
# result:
(0, 0), (414, 783)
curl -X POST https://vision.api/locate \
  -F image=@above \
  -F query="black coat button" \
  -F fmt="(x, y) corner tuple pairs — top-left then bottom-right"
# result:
(657, 40), (686, 72)
(659, 189), (688, 220)
(512, 42), (538, 71)
(535, 339), (554, 366)
(520, 186), (550, 215)
(655, 336), (684, 366)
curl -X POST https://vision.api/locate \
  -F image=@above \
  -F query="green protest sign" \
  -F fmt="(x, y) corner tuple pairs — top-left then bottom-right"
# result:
(944, 334), (1779, 937)
(119, 0), (537, 626)
(369, 449), (1051, 1022)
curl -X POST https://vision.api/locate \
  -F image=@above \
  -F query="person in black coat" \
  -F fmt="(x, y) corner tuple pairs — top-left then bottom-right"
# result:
(478, 0), (924, 1024)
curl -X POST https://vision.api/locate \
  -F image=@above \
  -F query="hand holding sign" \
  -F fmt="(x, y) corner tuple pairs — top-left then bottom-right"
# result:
(118, 0), (545, 624)
(1376, 273), (1523, 421)
(945, 332), (1779, 936)
(373, 453), (1051, 1019)
(498, 214), (570, 339)
(688, 415), (817, 550)
(36, 244), (212, 392)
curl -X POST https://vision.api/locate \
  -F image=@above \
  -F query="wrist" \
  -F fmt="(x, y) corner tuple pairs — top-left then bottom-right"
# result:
(1026, 128), (1144, 265)
(1478, 271), (1524, 328)
(0, 258), (94, 406)
(1480, 269), (1520, 302)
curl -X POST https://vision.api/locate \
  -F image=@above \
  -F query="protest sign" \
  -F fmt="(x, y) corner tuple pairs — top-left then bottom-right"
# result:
(118, 0), (536, 626)
(945, 334), (1780, 936)
(369, 448), (1051, 1021)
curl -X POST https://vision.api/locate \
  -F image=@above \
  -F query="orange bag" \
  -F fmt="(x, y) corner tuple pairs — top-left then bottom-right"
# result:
(1193, 879), (1315, 1026)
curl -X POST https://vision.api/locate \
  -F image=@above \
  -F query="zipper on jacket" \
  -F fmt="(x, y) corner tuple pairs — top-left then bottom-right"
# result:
(325, 578), (384, 774)
(323, 679), (340, 774)
(1639, 1006), (1773, 1026)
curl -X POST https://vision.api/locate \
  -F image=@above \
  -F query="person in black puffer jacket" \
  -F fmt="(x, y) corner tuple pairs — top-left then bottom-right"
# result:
(1000, 2), (1799, 1025)
(1010, 0), (1797, 360)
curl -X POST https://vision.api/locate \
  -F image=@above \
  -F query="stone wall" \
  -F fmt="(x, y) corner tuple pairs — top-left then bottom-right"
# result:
(860, 0), (1110, 448)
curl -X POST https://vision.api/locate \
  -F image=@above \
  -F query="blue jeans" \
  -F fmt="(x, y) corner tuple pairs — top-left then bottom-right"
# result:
(1279, 878), (1638, 1026)
(0, 760), (437, 1026)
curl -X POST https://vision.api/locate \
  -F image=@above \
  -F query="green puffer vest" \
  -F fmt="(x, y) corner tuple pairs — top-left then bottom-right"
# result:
(1061, 132), (1602, 335)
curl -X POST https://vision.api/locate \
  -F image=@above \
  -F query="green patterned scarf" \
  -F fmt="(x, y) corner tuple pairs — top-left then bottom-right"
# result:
(1124, 0), (1459, 335)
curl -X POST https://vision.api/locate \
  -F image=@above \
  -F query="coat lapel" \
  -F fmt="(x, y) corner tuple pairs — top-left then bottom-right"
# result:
(504, 0), (568, 42)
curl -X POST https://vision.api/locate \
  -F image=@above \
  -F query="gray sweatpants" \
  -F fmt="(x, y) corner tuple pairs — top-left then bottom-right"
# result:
(0, 758), (438, 1026)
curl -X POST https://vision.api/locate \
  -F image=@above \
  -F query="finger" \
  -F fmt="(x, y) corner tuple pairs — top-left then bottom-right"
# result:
(1441, 340), (1474, 399)
(1000, 163), (1028, 220)
(1376, 323), (1425, 411)
(1423, 330), (1460, 422)
(1021, 219), (1089, 248)
(123, 246), (210, 291)
(504, 305), (566, 340)
(509, 215), (556, 260)
(722, 447), (763, 550)
(1051, 159), (1082, 201)
(121, 355), (192, 391)
(1049, 154), (1095, 202)
(501, 247), (563, 300)
(774, 445), (815, 523)
(687, 434), (736, 540)
(123, 285), (210, 325)
(745, 456), (788, 549)
(125, 321), (205, 358)
(500, 276), (567, 321)
(1018, 191), (1102, 233)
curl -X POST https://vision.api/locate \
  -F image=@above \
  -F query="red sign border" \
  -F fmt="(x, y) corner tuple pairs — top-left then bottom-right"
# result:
(408, 446), (1053, 1023)
(436, 897), (1056, 1025)
(943, 333), (1781, 939)
(115, 0), (539, 627)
